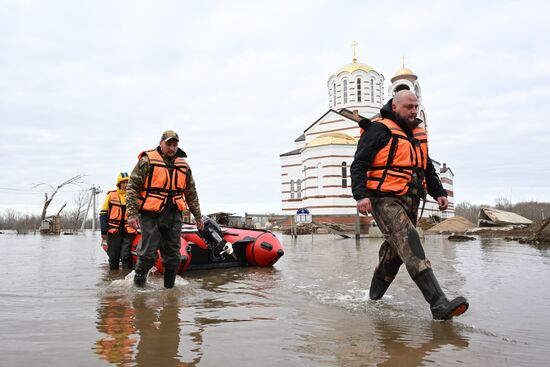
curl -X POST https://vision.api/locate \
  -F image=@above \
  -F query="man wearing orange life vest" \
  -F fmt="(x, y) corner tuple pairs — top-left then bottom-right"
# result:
(99, 172), (136, 270)
(126, 130), (204, 289)
(351, 90), (468, 320)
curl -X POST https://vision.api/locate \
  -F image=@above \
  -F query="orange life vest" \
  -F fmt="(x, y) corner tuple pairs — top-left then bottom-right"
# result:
(138, 149), (189, 213)
(365, 118), (428, 196)
(107, 190), (136, 234)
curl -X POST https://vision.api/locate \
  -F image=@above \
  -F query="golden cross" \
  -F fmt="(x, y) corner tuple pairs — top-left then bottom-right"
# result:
(401, 55), (407, 68)
(351, 41), (359, 62)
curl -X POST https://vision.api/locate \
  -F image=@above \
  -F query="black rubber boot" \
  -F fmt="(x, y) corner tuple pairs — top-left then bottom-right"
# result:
(413, 268), (469, 320)
(134, 271), (147, 288)
(369, 275), (391, 300)
(109, 261), (120, 270)
(164, 270), (177, 289)
(121, 259), (133, 270)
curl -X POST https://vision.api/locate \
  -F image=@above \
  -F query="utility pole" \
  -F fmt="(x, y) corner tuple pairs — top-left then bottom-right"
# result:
(80, 185), (102, 232)
(91, 185), (102, 231)
(81, 189), (93, 231)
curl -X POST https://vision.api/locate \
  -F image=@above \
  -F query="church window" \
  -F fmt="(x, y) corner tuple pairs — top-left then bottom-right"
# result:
(290, 180), (295, 199)
(333, 83), (336, 106)
(297, 179), (302, 198)
(395, 84), (409, 93)
(356, 78), (362, 102)
(370, 79), (374, 102)
(341, 161), (348, 188)
(343, 79), (348, 104)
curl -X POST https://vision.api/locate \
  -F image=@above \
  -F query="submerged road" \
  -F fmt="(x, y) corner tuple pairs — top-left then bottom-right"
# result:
(0, 232), (548, 366)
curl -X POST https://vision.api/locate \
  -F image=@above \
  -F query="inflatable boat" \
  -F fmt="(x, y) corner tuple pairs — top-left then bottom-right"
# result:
(103, 217), (284, 274)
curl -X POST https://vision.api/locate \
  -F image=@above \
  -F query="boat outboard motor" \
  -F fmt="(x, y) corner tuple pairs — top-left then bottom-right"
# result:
(198, 216), (235, 261)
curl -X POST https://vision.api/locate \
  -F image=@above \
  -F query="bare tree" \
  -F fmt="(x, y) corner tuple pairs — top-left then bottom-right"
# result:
(34, 174), (85, 220)
(71, 190), (89, 231)
(494, 197), (513, 211)
(56, 203), (67, 216)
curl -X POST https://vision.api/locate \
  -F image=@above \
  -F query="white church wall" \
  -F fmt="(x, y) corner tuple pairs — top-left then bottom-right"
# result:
(304, 113), (361, 144)
(281, 58), (455, 219)
(328, 70), (385, 116)
(388, 79), (415, 97)
(419, 161), (455, 219)
(281, 154), (303, 213)
(307, 70), (389, 149)
(298, 144), (356, 215)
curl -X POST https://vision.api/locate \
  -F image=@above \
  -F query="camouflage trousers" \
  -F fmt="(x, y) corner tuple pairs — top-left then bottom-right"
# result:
(134, 208), (183, 274)
(370, 195), (431, 282)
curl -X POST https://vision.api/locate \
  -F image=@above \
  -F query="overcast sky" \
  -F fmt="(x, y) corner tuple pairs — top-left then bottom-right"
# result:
(1, 0), (549, 217)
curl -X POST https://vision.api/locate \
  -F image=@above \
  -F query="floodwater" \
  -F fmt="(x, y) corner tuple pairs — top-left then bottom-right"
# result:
(1, 232), (549, 367)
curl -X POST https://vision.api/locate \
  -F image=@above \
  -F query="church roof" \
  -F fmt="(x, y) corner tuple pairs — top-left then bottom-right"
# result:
(306, 133), (357, 148)
(335, 60), (374, 75)
(394, 67), (415, 76)
(303, 109), (366, 134)
(280, 148), (302, 157)
(391, 67), (417, 82)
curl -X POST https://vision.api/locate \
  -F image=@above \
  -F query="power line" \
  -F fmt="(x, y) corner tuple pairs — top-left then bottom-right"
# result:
(0, 187), (88, 193)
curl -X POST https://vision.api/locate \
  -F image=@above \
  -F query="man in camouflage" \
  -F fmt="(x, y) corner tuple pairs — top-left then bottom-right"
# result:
(127, 130), (203, 288)
(351, 90), (468, 320)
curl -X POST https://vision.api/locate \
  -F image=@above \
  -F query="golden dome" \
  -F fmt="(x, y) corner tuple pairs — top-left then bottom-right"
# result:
(336, 61), (374, 75)
(393, 67), (415, 77)
(391, 67), (418, 83)
(306, 133), (357, 148)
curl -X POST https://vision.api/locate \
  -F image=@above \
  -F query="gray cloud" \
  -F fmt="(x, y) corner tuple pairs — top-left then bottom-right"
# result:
(1, 0), (549, 216)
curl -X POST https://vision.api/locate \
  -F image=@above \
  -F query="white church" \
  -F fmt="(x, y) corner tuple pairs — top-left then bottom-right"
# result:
(280, 53), (454, 220)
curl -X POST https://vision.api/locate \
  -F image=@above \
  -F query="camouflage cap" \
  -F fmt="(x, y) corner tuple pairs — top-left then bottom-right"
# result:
(161, 130), (179, 142)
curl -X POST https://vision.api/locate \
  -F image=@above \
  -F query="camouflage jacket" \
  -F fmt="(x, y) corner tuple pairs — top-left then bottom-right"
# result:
(126, 147), (202, 220)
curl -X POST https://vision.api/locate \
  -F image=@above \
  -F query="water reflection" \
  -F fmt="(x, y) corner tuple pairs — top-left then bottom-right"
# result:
(373, 317), (469, 367)
(293, 302), (470, 366)
(185, 267), (281, 309)
(94, 294), (137, 366)
(93, 279), (202, 366)
(526, 241), (550, 258)
(93, 267), (282, 367)
(132, 292), (193, 367)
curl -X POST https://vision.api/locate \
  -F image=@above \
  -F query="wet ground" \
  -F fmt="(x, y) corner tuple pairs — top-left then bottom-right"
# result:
(1, 231), (549, 366)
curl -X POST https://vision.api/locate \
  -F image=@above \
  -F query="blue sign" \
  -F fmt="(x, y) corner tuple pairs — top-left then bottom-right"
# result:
(296, 208), (310, 215)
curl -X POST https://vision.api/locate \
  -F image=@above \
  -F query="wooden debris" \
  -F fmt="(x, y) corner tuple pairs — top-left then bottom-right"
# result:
(448, 235), (476, 241)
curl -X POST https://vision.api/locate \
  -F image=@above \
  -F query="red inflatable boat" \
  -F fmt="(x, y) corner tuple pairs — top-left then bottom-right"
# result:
(103, 217), (284, 274)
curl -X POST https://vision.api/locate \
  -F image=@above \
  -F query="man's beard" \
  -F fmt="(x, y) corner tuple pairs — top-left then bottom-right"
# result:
(396, 115), (421, 130)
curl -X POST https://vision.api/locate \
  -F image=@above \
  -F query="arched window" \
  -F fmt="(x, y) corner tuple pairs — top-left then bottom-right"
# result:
(370, 79), (374, 102)
(341, 161), (348, 188)
(356, 78), (362, 102)
(395, 84), (410, 93)
(333, 83), (336, 106)
(297, 179), (302, 198)
(343, 79), (348, 104)
(290, 180), (295, 199)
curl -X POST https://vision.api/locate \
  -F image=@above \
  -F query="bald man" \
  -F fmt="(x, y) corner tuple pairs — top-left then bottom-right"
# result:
(351, 90), (468, 320)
